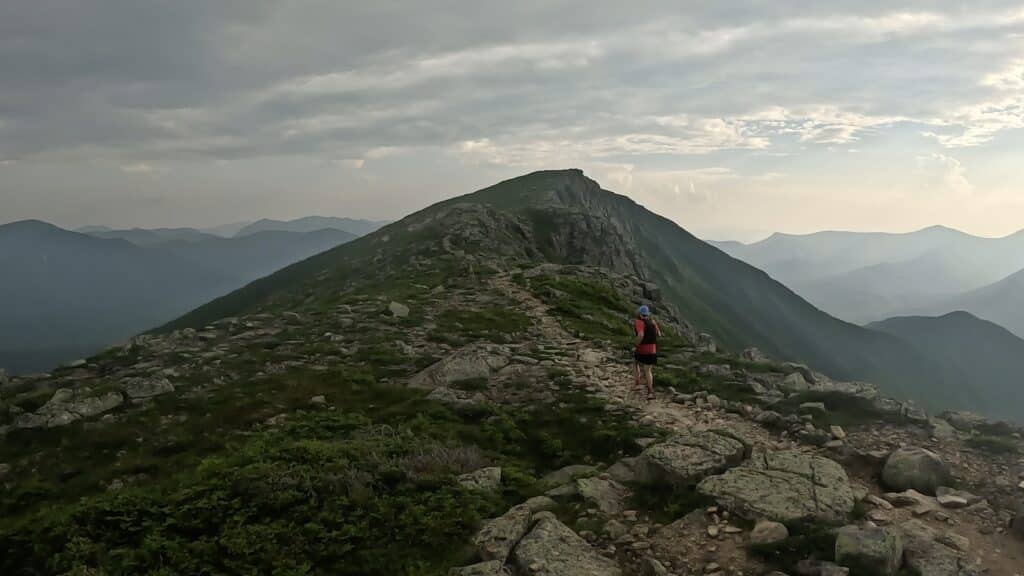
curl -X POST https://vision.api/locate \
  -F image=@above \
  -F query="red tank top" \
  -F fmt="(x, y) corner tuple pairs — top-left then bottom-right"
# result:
(634, 318), (657, 355)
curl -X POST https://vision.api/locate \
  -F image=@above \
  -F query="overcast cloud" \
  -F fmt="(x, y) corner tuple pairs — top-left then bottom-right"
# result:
(2, 1), (1023, 240)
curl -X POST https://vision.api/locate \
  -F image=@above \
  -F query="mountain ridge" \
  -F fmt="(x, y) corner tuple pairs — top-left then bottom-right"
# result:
(162, 169), (1003, 417)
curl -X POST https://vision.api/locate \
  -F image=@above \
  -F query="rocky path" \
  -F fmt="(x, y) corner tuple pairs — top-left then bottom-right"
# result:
(474, 270), (1024, 576)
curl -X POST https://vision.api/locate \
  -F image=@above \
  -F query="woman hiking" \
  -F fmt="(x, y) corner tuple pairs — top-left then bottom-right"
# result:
(633, 305), (661, 401)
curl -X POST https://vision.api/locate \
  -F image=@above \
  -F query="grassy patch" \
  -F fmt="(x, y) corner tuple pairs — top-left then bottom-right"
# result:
(629, 483), (713, 524)
(434, 307), (532, 345)
(965, 434), (1019, 455)
(529, 275), (633, 344)
(771, 391), (901, 429)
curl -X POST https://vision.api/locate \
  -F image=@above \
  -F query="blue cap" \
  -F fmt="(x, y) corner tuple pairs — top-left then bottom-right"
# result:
(638, 305), (650, 317)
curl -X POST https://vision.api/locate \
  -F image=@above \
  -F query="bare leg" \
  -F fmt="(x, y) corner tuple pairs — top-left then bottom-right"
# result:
(634, 361), (641, 387)
(644, 365), (655, 398)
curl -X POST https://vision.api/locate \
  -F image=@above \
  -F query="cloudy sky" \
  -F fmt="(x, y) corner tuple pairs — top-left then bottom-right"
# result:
(2, 1), (1023, 241)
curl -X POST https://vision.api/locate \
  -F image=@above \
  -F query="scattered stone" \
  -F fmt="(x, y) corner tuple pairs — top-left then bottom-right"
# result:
(458, 467), (502, 492)
(309, 395), (327, 406)
(882, 447), (951, 495)
(387, 301), (410, 318)
(603, 519), (629, 540)
(123, 376), (175, 399)
(749, 519), (789, 546)
(834, 525), (903, 575)
(830, 425), (846, 440)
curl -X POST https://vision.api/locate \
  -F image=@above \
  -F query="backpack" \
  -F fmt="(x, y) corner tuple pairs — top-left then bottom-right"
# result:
(638, 317), (658, 345)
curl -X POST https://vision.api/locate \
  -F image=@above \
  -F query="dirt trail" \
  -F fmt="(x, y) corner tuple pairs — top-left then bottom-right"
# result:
(491, 270), (1024, 576)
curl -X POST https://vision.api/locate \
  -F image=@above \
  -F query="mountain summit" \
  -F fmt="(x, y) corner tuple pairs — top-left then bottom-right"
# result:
(168, 169), (984, 414)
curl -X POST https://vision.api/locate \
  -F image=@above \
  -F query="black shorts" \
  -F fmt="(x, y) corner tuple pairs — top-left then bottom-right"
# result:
(635, 353), (657, 366)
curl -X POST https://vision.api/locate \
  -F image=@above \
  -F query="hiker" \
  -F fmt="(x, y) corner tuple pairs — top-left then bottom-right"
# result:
(633, 305), (660, 400)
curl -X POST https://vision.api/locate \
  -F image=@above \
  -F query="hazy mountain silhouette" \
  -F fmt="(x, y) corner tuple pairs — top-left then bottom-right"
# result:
(0, 221), (356, 374)
(236, 216), (388, 238)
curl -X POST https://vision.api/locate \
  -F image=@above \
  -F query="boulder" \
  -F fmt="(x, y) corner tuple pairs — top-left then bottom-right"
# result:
(124, 376), (175, 399)
(448, 561), (510, 576)
(473, 504), (531, 562)
(882, 447), (951, 495)
(898, 519), (977, 576)
(636, 431), (747, 486)
(409, 344), (508, 389)
(749, 519), (789, 546)
(458, 467), (502, 492)
(576, 476), (629, 514)
(834, 526), (903, 576)
(782, 372), (810, 392)
(541, 464), (597, 486)
(697, 450), (855, 524)
(939, 411), (987, 432)
(387, 301), (410, 318)
(512, 517), (622, 576)
(782, 362), (817, 384)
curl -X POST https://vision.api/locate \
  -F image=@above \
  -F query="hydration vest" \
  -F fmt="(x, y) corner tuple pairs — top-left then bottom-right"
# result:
(638, 317), (658, 345)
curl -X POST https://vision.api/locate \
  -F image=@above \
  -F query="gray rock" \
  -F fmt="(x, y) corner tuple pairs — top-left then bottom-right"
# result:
(448, 560), (510, 576)
(742, 347), (769, 363)
(387, 301), (410, 318)
(749, 519), (789, 546)
(800, 402), (828, 414)
(642, 557), (669, 576)
(523, 496), (557, 513)
(939, 410), (988, 432)
(834, 526), (903, 576)
(512, 516), (622, 576)
(541, 464), (597, 486)
(606, 457), (642, 483)
(602, 519), (629, 540)
(576, 476), (629, 514)
(782, 372), (810, 392)
(70, 392), (124, 418)
(426, 387), (487, 411)
(935, 486), (981, 506)
(409, 344), (509, 389)
(124, 376), (175, 399)
(898, 519), (976, 576)
(882, 447), (951, 495)
(473, 504), (531, 562)
(697, 450), (855, 524)
(636, 430), (746, 486)
(458, 467), (502, 492)
(929, 417), (958, 441)
(782, 362), (816, 384)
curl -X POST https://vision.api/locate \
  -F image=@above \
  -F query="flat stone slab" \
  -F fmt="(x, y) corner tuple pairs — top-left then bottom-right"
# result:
(637, 430), (747, 486)
(697, 450), (855, 524)
(512, 517), (622, 576)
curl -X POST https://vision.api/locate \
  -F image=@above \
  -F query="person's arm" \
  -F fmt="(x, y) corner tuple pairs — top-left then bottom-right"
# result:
(652, 318), (661, 336)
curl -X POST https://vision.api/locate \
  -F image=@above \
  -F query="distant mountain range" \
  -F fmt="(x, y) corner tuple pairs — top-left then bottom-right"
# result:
(712, 227), (1024, 337)
(0, 219), (371, 374)
(166, 169), (1024, 420)
(235, 216), (389, 237)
